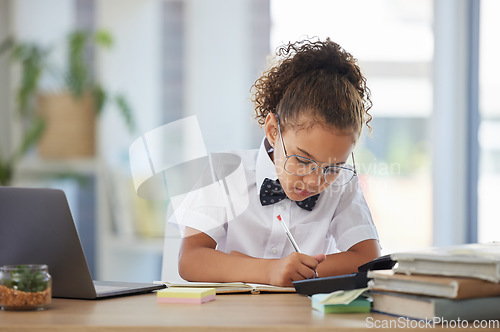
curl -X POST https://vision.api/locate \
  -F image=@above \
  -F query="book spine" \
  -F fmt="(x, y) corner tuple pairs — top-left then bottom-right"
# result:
(395, 260), (500, 283)
(435, 297), (500, 320)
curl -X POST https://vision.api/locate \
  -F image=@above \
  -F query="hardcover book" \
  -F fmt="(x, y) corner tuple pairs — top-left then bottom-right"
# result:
(368, 270), (500, 299)
(370, 291), (500, 321)
(391, 242), (500, 282)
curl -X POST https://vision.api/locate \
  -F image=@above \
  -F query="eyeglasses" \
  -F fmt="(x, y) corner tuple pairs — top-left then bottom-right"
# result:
(275, 115), (357, 186)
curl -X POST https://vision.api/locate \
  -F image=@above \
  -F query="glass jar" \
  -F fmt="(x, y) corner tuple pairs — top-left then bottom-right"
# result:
(0, 264), (52, 311)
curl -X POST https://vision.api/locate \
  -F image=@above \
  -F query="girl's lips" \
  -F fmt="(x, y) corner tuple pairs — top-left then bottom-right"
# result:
(295, 187), (312, 197)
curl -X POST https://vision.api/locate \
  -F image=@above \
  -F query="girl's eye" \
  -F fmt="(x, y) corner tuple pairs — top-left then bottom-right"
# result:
(295, 156), (312, 165)
(325, 167), (341, 175)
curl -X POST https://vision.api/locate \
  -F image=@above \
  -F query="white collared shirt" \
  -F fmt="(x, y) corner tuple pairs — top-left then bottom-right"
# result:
(171, 138), (379, 258)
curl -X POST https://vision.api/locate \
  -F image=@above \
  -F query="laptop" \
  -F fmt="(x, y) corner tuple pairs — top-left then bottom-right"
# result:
(0, 186), (165, 299)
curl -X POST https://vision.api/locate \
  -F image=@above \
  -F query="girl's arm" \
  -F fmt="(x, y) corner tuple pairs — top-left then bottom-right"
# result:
(315, 239), (381, 277)
(178, 227), (324, 287)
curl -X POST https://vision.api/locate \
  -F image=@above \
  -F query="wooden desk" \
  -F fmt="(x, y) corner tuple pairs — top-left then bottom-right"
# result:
(0, 293), (497, 331)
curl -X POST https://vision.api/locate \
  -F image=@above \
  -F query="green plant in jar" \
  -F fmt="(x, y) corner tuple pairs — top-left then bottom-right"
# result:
(0, 264), (52, 311)
(2, 265), (50, 292)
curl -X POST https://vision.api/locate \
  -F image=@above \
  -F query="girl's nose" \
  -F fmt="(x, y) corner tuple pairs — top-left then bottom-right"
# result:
(303, 168), (323, 187)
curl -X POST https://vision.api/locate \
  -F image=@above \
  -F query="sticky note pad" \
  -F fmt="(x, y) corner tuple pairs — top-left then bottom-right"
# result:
(311, 294), (371, 314)
(157, 287), (216, 304)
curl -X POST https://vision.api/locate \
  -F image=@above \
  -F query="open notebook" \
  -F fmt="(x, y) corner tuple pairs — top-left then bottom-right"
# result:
(0, 187), (165, 299)
(159, 281), (295, 294)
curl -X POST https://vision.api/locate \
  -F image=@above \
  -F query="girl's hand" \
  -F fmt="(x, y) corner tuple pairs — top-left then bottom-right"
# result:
(267, 253), (325, 287)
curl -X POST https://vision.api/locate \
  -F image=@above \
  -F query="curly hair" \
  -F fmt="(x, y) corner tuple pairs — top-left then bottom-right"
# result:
(251, 37), (372, 137)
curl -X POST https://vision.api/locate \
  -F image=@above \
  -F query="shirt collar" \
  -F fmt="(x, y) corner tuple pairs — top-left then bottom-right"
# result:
(255, 137), (278, 195)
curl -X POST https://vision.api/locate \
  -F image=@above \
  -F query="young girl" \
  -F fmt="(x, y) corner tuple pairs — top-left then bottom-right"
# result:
(177, 38), (380, 287)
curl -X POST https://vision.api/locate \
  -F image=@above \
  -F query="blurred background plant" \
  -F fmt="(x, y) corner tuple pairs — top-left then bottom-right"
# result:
(0, 29), (134, 186)
(0, 36), (46, 185)
(63, 29), (133, 125)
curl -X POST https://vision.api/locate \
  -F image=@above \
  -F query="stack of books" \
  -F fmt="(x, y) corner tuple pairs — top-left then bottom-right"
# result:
(368, 242), (500, 320)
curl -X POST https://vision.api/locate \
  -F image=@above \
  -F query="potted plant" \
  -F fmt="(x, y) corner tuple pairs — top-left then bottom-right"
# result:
(35, 29), (134, 159)
(0, 29), (134, 185)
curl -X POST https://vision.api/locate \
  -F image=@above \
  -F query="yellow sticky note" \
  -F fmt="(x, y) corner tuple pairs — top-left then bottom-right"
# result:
(157, 287), (216, 304)
(157, 287), (216, 298)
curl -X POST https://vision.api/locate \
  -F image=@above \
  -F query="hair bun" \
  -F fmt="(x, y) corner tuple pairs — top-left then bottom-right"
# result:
(281, 38), (357, 80)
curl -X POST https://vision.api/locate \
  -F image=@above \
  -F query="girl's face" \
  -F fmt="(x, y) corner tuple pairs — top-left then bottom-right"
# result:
(265, 114), (356, 201)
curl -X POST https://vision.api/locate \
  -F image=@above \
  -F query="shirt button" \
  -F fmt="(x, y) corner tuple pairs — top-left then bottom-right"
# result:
(271, 247), (278, 255)
(280, 204), (286, 211)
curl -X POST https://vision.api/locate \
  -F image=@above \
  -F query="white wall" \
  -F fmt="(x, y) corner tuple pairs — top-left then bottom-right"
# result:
(95, 0), (164, 282)
(96, 0), (163, 164)
(184, 0), (259, 152)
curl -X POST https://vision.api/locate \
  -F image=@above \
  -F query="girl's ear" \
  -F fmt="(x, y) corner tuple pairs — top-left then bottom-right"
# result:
(264, 113), (278, 147)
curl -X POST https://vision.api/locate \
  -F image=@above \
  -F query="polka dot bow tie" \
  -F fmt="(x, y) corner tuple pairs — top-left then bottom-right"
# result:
(259, 178), (320, 211)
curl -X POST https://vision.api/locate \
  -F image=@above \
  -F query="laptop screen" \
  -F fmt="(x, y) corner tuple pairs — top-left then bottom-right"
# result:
(0, 187), (99, 298)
